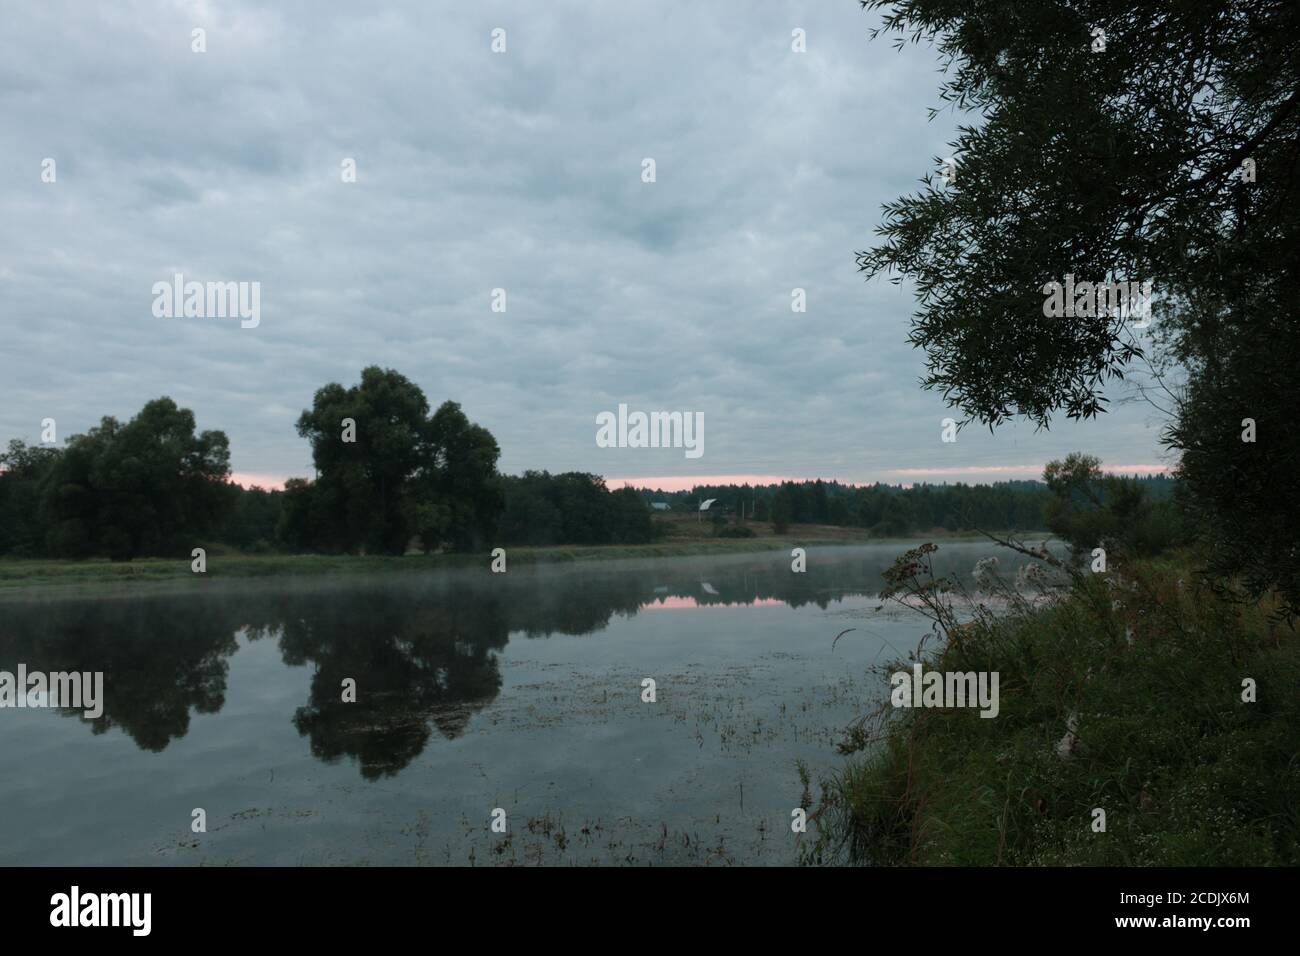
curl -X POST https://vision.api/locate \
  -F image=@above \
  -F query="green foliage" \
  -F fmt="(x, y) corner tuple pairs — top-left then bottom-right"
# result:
(715, 524), (756, 539)
(770, 485), (792, 534)
(0, 440), (61, 556)
(217, 485), (282, 553)
(643, 477), (1073, 536)
(495, 472), (653, 546)
(277, 477), (340, 553)
(0, 379), (657, 559)
(294, 366), (433, 555)
(810, 550), (1300, 865)
(857, 0), (1300, 612)
(1168, 305), (1300, 615)
(36, 398), (230, 560)
(1041, 452), (1186, 561)
(290, 368), (502, 554)
(425, 400), (504, 552)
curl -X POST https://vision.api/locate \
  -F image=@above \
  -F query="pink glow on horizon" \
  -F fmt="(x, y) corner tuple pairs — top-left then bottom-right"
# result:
(607, 463), (1171, 490)
(884, 463), (1173, 479)
(641, 596), (784, 610)
(228, 463), (1173, 495)
(229, 472), (289, 491)
(606, 474), (797, 491)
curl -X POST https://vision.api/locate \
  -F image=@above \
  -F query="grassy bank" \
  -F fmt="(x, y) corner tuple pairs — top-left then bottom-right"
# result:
(0, 532), (870, 594)
(0, 524), (1034, 594)
(806, 549), (1300, 866)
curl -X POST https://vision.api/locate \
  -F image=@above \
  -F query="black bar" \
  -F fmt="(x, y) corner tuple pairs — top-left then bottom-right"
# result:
(0, 866), (1283, 941)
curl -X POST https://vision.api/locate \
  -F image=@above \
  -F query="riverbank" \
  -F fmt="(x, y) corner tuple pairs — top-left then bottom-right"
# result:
(0, 541), (782, 593)
(805, 550), (1300, 866)
(0, 526), (1038, 595)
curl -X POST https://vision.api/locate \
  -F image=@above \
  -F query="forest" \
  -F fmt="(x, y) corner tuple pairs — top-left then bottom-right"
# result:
(0, 367), (1174, 559)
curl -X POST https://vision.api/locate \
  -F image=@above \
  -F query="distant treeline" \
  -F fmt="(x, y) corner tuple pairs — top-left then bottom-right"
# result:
(633, 474), (1176, 536)
(0, 366), (1180, 560)
(0, 369), (659, 560)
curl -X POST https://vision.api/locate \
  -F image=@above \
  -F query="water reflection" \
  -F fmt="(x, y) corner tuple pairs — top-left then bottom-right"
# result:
(0, 599), (238, 751)
(0, 544), (1035, 776)
(276, 591), (509, 778)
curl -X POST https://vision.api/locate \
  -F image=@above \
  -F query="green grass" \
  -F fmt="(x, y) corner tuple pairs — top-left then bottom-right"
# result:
(805, 552), (1300, 866)
(0, 534), (884, 595)
(0, 528), (1051, 598)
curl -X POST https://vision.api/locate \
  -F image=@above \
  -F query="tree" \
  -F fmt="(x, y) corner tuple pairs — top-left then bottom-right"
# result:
(493, 472), (651, 547)
(496, 473), (563, 546)
(219, 484), (283, 553)
(812, 479), (830, 524)
(606, 487), (653, 544)
(0, 440), (62, 556)
(40, 398), (230, 560)
(1042, 453), (1138, 559)
(1165, 293), (1300, 611)
(877, 494), (912, 537)
(1043, 454), (1185, 562)
(296, 367), (432, 555)
(857, 0), (1300, 611)
(423, 400), (503, 551)
(278, 478), (335, 553)
(293, 369), (502, 554)
(771, 485), (792, 534)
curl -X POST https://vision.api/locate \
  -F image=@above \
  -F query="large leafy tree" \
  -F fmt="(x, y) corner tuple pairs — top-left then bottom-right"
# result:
(857, 0), (1300, 609)
(493, 472), (653, 547)
(421, 400), (503, 552)
(296, 367), (432, 554)
(1040, 452), (1168, 560)
(0, 440), (62, 556)
(293, 368), (503, 554)
(41, 398), (230, 560)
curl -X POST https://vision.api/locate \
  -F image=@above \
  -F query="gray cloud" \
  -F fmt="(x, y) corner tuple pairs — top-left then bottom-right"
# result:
(0, 1), (1172, 486)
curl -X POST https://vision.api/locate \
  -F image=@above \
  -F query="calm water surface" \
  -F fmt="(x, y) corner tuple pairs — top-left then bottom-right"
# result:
(0, 541), (1036, 865)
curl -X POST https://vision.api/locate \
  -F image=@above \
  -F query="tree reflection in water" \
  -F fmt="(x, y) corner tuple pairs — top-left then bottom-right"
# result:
(0, 546), (1026, 775)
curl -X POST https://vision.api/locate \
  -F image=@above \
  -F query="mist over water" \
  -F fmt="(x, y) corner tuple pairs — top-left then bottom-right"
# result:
(0, 541), (1042, 865)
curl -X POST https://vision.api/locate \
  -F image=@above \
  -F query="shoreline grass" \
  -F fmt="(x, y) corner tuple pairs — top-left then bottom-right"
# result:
(804, 551), (1300, 866)
(0, 526), (1038, 597)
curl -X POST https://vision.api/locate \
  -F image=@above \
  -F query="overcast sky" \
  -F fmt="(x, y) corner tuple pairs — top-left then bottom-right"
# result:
(0, 0), (1173, 491)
